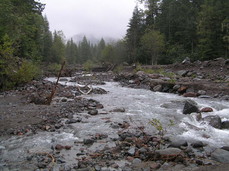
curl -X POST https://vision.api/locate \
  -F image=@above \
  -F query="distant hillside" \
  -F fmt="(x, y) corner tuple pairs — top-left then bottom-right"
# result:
(72, 33), (118, 45)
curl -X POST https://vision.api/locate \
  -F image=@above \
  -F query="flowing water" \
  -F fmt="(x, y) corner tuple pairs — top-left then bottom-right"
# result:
(1, 78), (229, 169)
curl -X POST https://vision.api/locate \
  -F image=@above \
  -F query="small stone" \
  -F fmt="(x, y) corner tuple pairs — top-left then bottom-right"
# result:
(96, 104), (104, 109)
(153, 85), (162, 92)
(55, 144), (64, 150)
(83, 138), (95, 145)
(169, 140), (188, 148)
(65, 145), (72, 150)
(88, 109), (98, 115)
(132, 158), (142, 165)
(191, 141), (204, 148)
(200, 107), (213, 113)
(128, 147), (136, 156)
(173, 85), (180, 91)
(156, 148), (182, 156)
(178, 86), (188, 94)
(110, 108), (125, 113)
(150, 162), (161, 169)
(61, 98), (67, 102)
(197, 90), (206, 95)
(183, 92), (197, 97)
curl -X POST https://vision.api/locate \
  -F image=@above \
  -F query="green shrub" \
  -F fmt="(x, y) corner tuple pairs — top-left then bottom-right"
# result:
(13, 60), (40, 85)
(47, 63), (61, 73)
(113, 64), (124, 74)
(83, 60), (94, 72)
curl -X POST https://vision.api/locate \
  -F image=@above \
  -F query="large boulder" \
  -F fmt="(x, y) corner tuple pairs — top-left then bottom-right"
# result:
(183, 100), (199, 114)
(203, 115), (222, 129)
(211, 149), (229, 163)
(222, 121), (229, 129)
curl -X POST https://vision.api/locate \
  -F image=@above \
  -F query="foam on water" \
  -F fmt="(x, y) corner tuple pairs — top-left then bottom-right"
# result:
(44, 78), (229, 147)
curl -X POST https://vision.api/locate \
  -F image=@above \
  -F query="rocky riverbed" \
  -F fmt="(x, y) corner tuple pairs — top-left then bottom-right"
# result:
(1, 59), (229, 171)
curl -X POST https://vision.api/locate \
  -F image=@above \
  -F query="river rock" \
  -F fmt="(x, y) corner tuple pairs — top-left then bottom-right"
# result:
(211, 148), (229, 163)
(183, 100), (199, 114)
(183, 92), (197, 97)
(222, 121), (229, 129)
(197, 90), (206, 96)
(203, 115), (222, 129)
(191, 141), (204, 148)
(178, 86), (188, 94)
(132, 158), (142, 165)
(173, 84), (180, 91)
(169, 140), (188, 148)
(177, 70), (188, 77)
(110, 107), (125, 112)
(88, 109), (98, 115)
(155, 148), (182, 156)
(200, 107), (213, 112)
(153, 85), (162, 92)
(128, 147), (136, 156)
(221, 146), (229, 151)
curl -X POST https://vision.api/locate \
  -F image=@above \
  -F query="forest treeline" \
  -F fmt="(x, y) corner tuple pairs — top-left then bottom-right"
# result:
(0, 0), (228, 90)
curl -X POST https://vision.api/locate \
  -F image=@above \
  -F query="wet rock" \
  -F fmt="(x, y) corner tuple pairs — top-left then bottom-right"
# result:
(178, 86), (188, 94)
(55, 124), (63, 129)
(183, 100), (199, 114)
(88, 109), (98, 115)
(55, 144), (64, 150)
(200, 107), (213, 113)
(221, 146), (229, 151)
(96, 104), (104, 109)
(191, 141), (204, 148)
(199, 95), (211, 99)
(83, 138), (95, 145)
(153, 85), (162, 92)
(155, 148), (182, 156)
(211, 148), (229, 163)
(65, 145), (72, 150)
(169, 140), (188, 148)
(203, 115), (222, 129)
(197, 90), (206, 96)
(183, 92), (197, 97)
(110, 107), (125, 113)
(65, 118), (82, 124)
(222, 121), (229, 129)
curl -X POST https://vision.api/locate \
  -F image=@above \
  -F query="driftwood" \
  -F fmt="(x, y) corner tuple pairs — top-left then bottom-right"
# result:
(45, 61), (65, 105)
(77, 83), (93, 95)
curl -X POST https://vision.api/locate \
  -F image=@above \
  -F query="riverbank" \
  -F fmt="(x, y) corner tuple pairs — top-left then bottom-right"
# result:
(1, 59), (229, 170)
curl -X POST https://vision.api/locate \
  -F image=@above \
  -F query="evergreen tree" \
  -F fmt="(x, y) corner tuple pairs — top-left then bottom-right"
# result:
(126, 6), (145, 63)
(66, 38), (78, 64)
(197, 0), (229, 60)
(78, 36), (91, 63)
(50, 31), (65, 64)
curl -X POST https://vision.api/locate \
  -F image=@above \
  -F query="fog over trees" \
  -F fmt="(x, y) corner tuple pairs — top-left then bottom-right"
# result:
(0, 0), (228, 90)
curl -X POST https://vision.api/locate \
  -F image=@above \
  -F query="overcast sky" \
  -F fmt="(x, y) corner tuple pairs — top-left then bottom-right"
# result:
(40, 0), (138, 39)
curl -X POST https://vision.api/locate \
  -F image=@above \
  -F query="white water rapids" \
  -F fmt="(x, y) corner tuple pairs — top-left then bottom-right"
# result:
(1, 77), (229, 168)
(46, 77), (229, 147)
